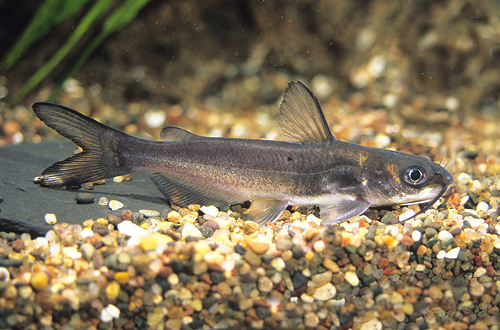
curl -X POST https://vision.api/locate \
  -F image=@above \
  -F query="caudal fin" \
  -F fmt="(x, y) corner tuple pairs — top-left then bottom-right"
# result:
(33, 102), (131, 187)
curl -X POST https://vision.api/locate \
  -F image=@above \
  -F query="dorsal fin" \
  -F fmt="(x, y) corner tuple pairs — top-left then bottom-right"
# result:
(277, 81), (335, 143)
(160, 126), (201, 142)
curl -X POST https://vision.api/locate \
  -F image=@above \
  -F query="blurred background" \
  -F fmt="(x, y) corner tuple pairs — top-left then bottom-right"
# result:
(0, 0), (499, 176)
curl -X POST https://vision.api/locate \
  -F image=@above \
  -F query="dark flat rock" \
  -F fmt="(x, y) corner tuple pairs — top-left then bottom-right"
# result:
(0, 140), (168, 236)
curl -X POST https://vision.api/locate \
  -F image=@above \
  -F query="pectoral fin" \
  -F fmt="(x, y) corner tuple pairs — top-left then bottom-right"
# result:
(150, 173), (245, 208)
(319, 197), (371, 225)
(247, 199), (288, 225)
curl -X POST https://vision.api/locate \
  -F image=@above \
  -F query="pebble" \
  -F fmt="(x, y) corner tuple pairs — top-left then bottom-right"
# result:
(313, 283), (336, 301)
(200, 205), (219, 218)
(139, 209), (161, 218)
(108, 200), (124, 211)
(360, 318), (383, 330)
(98, 196), (109, 206)
(44, 213), (57, 225)
(345, 271), (360, 286)
(76, 192), (94, 204)
(117, 221), (147, 237)
(31, 272), (49, 290)
(445, 247), (460, 259)
(246, 236), (271, 254)
(182, 223), (203, 238)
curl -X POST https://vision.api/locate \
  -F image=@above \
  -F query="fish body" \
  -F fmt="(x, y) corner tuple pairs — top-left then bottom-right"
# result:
(33, 81), (454, 224)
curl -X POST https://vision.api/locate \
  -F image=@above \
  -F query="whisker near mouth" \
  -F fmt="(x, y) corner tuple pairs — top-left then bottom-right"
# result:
(397, 185), (449, 224)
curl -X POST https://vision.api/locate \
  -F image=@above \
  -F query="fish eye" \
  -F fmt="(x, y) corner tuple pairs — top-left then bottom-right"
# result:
(403, 166), (427, 185)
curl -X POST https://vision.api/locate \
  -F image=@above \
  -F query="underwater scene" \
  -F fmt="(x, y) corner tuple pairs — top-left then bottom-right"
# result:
(1, 0), (500, 329)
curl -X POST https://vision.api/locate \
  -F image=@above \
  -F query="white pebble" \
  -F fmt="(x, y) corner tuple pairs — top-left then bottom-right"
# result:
(306, 213), (321, 225)
(44, 213), (57, 225)
(108, 200), (124, 211)
(436, 250), (446, 259)
(81, 228), (94, 238)
(344, 271), (359, 286)
(104, 304), (120, 319)
(411, 230), (422, 242)
(117, 221), (147, 237)
(437, 230), (453, 242)
(182, 223), (203, 238)
(445, 247), (460, 259)
(476, 202), (489, 213)
(313, 283), (336, 301)
(457, 173), (471, 185)
(98, 197), (109, 206)
(100, 309), (113, 323)
(200, 205), (219, 218)
(473, 267), (486, 278)
(468, 218), (485, 229)
(399, 209), (415, 222)
(459, 195), (469, 206)
(360, 318), (383, 330)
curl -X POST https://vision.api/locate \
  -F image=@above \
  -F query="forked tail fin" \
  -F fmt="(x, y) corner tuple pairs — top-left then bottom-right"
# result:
(33, 102), (131, 187)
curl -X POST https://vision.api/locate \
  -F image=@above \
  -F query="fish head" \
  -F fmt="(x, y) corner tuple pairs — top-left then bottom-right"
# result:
(363, 150), (454, 208)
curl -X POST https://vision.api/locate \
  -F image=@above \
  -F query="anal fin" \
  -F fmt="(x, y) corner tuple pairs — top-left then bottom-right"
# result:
(150, 173), (245, 208)
(247, 199), (288, 225)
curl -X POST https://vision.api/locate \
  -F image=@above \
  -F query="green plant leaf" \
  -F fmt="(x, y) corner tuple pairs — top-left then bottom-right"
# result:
(48, 0), (152, 100)
(0, 0), (91, 75)
(10, 0), (113, 105)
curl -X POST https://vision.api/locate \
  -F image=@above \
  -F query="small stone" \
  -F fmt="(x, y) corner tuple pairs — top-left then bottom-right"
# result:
(115, 272), (130, 284)
(168, 211), (181, 223)
(109, 200), (124, 211)
(31, 272), (49, 290)
(44, 213), (57, 225)
(104, 304), (120, 319)
(476, 202), (489, 213)
(313, 240), (325, 252)
(311, 271), (332, 287)
(411, 230), (422, 242)
(117, 221), (147, 237)
(381, 212), (398, 224)
(11, 238), (25, 252)
(304, 311), (319, 327)
(258, 276), (274, 293)
(292, 272), (308, 289)
(399, 209), (415, 222)
(76, 193), (94, 204)
(445, 247), (460, 259)
(313, 283), (336, 300)
(139, 209), (161, 218)
(474, 267), (487, 278)
(106, 281), (120, 300)
(400, 234), (414, 246)
(246, 236), (271, 254)
(438, 230), (453, 242)
(200, 220), (218, 231)
(360, 318), (383, 330)
(323, 259), (340, 272)
(345, 271), (359, 286)
(200, 205), (219, 217)
(98, 196), (109, 206)
(276, 239), (293, 251)
(80, 243), (95, 261)
(425, 227), (437, 238)
(182, 223), (203, 238)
